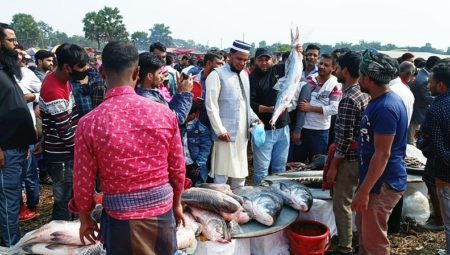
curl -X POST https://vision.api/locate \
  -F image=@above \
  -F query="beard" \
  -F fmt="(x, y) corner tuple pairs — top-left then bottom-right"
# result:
(229, 63), (243, 73)
(0, 48), (22, 80)
(337, 75), (345, 84)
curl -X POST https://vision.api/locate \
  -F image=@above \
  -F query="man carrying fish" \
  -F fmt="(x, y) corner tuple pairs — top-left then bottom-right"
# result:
(205, 40), (260, 189)
(69, 41), (186, 255)
(352, 50), (408, 254)
(250, 47), (290, 185)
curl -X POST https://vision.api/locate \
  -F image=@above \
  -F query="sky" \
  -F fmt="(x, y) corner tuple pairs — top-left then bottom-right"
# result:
(2, 0), (450, 50)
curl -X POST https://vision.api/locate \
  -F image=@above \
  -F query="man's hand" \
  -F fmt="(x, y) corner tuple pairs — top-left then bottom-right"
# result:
(176, 73), (193, 93)
(351, 189), (370, 212)
(298, 100), (312, 112)
(173, 203), (185, 227)
(326, 165), (338, 184)
(259, 105), (274, 113)
(218, 133), (231, 142)
(292, 131), (301, 144)
(294, 45), (304, 60)
(0, 148), (5, 169)
(79, 213), (99, 245)
(24, 93), (36, 103)
(78, 75), (89, 85)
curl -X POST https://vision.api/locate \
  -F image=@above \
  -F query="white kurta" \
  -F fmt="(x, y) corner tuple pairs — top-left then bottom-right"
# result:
(205, 72), (249, 179)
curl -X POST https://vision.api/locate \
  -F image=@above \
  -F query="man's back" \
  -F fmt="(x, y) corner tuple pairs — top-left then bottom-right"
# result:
(74, 86), (186, 219)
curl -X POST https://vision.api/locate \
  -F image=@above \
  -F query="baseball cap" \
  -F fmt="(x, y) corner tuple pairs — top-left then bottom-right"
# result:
(255, 48), (273, 59)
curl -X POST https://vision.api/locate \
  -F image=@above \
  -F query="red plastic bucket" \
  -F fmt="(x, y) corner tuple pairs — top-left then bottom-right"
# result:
(288, 220), (331, 255)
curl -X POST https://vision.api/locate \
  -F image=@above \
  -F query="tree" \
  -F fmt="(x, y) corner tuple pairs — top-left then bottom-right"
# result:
(447, 47), (450, 55)
(83, 11), (103, 49)
(11, 13), (42, 48)
(98, 7), (129, 42)
(258, 40), (267, 48)
(83, 7), (129, 49)
(149, 23), (173, 47)
(38, 21), (54, 47)
(131, 31), (149, 51)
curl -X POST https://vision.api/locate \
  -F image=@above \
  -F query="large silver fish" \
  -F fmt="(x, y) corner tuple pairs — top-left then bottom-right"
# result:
(233, 186), (284, 226)
(197, 183), (244, 205)
(270, 27), (304, 126)
(20, 242), (103, 255)
(181, 187), (242, 216)
(189, 207), (232, 243)
(12, 221), (85, 249)
(264, 180), (314, 212)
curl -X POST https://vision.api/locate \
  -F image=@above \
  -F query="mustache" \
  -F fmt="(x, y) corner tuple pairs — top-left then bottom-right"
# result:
(0, 49), (22, 80)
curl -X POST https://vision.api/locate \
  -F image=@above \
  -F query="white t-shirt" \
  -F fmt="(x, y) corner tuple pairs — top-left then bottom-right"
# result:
(389, 77), (415, 126)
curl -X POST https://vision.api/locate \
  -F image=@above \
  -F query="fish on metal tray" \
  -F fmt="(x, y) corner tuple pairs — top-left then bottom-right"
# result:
(189, 207), (232, 243)
(233, 186), (284, 226)
(269, 26), (303, 126)
(19, 242), (103, 255)
(181, 187), (242, 217)
(274, 170), (323, 178)
(197, 183), (244, 205)
(263, 179), (313, 212)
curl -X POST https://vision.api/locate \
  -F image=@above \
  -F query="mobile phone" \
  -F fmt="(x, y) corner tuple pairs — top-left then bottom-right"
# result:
(181, 72), (189, 80)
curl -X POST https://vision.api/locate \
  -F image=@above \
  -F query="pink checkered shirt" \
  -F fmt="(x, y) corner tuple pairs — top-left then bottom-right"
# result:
(69, 86), (185, 220)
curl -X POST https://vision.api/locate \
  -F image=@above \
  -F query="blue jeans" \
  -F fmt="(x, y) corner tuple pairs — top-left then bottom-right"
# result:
(437, 185), (450, 254)
(0, 147), (28, 246)
(23, 145), (39, 210)
(47, 161), (73, 220)
(294, 128), (329, 163)
(252, 125), (290, 185)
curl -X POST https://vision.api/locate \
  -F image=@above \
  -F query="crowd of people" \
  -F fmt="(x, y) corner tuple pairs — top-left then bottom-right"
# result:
(1, 21), (450, 254)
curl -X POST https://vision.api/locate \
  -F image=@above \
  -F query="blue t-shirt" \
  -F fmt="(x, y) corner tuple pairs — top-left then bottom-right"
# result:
(358, 91), (408, 193)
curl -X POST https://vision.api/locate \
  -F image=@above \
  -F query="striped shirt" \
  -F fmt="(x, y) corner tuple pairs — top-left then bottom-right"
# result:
(333, 84), (370, 161)
(69, 86), (186, 220)
(39, 72), (79, 162)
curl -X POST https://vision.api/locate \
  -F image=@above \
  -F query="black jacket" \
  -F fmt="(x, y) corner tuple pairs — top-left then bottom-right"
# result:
(249, 64), (289, 130)
(0, 65), (36, 150)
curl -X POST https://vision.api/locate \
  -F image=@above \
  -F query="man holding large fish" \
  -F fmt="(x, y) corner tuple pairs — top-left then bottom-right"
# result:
(69, 41), (186, 255)
(250, 29), (304, 185)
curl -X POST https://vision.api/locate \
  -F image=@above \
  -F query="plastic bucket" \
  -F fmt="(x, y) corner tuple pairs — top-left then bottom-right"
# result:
(288, 220), (330, 255)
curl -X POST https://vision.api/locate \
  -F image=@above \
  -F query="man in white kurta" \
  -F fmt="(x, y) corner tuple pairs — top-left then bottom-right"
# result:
(205, 40), (259, 189)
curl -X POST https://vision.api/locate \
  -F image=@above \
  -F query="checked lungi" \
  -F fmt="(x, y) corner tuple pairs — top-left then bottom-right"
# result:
(100, 183), (177, 255)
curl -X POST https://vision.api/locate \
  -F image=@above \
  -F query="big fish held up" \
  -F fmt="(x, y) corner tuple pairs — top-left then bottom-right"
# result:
(233, 186), (284, 226)
(189, 207), (232, 243)
(264, 179), (313, 212)
(269, 27), (303, 126)
(181, 187), (242, 219)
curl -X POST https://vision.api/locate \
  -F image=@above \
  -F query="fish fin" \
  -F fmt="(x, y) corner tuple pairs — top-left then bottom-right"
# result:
(272, 77), (286, 91)
(50, 231), (69, 243)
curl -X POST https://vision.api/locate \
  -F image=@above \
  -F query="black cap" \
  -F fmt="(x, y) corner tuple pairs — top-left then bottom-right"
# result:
(34, 50), (53, 61)
(255, 48), (273, 59)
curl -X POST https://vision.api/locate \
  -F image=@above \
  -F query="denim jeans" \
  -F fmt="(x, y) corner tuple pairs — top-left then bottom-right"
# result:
(294, 128), (329, 163)
(23, 145), (39, 210)
(47, 161), (73, 220)
(0, 147), (28, 246)
(437, 185), (450, 254)
(252, 125), (290, 185)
